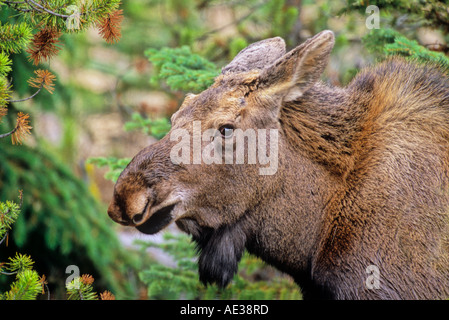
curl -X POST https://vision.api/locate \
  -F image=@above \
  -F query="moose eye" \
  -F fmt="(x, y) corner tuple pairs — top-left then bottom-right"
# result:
(219, 124), (234, 138)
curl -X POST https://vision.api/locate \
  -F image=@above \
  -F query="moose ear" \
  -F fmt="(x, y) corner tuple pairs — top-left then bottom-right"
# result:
(221, 37), (286, 74)
(260, 30), (334, 102)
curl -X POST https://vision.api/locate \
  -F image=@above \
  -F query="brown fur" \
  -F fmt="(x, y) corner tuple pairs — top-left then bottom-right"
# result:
(108, 31), (449, 299)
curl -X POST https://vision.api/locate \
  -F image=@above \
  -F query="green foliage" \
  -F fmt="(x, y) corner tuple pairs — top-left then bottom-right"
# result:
(385, 35), (449, 71)
(1, 0), (121, 32)
(0, 137), (141, 298)
(1, 269), (42, 300)
(340, 0), (449, 32)
(0, 51), (12, 75)
(2, 253), (34, 274)
(66, 275), (98, 300)
(0, 0), (138, 300)
(363, 28), (449, 71)
(361, 28), (402, 57)
(228, 37), (249, 59)
(0, 254), (43, 300)
(0, 194), (21, 241)
(1, 254), (114, 300)
(124, 113), (172, 139)
(0, 0), (123, 145)
(137, 233), (301, 300)
(146, 46), (219, 93)
(87, 156), (131, 183)
(0, 22), (32, 53)
(258, 0), (299, 37)
(0, 76), (10, 107)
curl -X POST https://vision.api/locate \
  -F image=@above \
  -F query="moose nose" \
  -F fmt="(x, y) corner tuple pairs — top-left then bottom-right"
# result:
(107, 202), (130, 226)
(107, 199), (151, 227)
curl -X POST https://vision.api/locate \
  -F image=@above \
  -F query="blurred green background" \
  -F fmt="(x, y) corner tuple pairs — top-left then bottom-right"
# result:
(1, 0), (448, 299)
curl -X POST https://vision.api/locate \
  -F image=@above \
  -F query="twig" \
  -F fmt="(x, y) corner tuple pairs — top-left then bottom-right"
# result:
(0, 270), (18, 276)
(7, 83), (43, 103)
(0, 232), (8, 246)
(0, 126), (17, 139)
(0, 191), (24, 244)
(44, 283), (50, 300)
(197, 1), (267, 41)
(24, 0), (71, 18)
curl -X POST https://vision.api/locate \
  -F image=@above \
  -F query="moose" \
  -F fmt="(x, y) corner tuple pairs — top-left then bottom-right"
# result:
(107, 30), (449, 299)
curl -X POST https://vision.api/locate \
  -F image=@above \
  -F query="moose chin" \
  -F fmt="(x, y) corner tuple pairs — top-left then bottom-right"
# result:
(108, 30), (449, 300)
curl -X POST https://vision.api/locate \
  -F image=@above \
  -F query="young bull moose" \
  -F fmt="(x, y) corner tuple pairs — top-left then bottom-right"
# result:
(107, 30), (449, 299)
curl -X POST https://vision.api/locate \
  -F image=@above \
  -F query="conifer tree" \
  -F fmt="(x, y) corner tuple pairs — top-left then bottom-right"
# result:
(0, 253), (44, 300)
(0, 0), (133, 300)
(341, 1), (449, 71)
(0, 0), (123, 144)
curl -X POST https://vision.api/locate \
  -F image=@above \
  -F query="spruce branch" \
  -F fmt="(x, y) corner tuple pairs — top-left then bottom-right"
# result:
(24, 0), (71, 18)
(0, 191), (23, 244)
(80, 274), (94, 286)
(0, 22), (33, 53)
(5, 253), (34, 274)
(100, 290), (116, 300)
(145, 46), (218, 93)
(28, 69), (56, 93)
(2, 269), (43, 300)
(26, 26), (62, 65)
(7, 70), (56, 103)
(0, 52), (13, 76)
(4, 0), (122, 33)
(0, 77), (12, 109)
(97, 9), (123, 44)
(66, 274), (99, 300)
(11, 112), (32, 144)
(87, 156), (131, 182)
(0, 112), (33, 144)
(7, 83), (43, 103)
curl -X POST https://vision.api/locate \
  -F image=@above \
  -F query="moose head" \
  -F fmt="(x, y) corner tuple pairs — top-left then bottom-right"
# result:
(107, 30), (449, 299)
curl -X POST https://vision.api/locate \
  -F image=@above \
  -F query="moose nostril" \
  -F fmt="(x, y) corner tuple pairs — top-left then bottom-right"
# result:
(131, 200), (151, 226)
(132, 213), (144, 225)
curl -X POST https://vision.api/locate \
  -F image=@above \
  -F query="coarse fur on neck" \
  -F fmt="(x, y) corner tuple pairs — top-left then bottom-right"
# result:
(279, 58), (449, 179)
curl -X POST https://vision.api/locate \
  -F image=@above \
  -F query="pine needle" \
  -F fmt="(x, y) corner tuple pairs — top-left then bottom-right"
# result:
(80, 274), (94, 286)
(97, 9), (123, 44)
(28, 69), (56, 94)
(11, 112), (32, 145)
(100, 290), (116, 300)
(26, 27), (62, 65)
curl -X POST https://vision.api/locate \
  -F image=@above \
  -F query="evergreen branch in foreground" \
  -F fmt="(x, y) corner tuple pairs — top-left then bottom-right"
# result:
(0, 112), (32, 144)
(66, 274), (115, 300)
(0, 253), (45, 300)
(0, 190), (23, 242)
